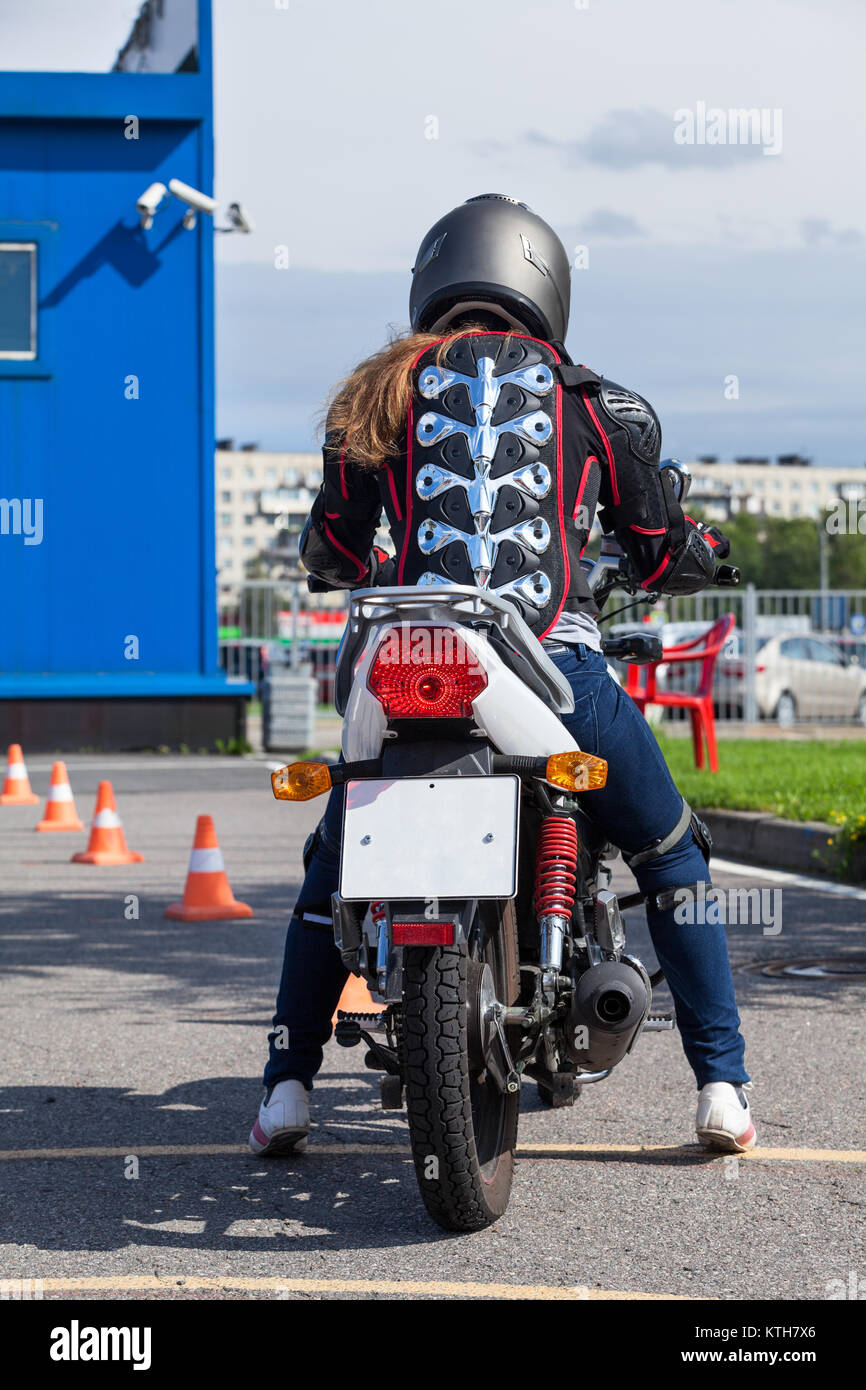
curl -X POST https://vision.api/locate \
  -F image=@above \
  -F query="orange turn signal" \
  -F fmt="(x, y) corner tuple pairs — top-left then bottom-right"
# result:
(271, 761), (333, 801)
(545, 750), (608, 793)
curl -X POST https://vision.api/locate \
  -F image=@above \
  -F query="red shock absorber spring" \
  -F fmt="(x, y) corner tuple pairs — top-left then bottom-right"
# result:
(535, 815), (578, 918)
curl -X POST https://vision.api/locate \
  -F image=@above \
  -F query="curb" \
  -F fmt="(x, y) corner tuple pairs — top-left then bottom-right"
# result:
(698, 807), (866, 885)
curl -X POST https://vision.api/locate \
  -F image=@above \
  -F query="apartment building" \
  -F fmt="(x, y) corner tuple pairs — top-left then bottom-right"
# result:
(215, 448), (321, 585)
(683, 458), (866, 524)
(216, 447), (392, 587)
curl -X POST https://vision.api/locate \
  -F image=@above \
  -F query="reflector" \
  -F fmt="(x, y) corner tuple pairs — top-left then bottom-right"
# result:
(392, 921), (455, 946)
(545, 750), (608, 792)
(271, 761), (332, 801)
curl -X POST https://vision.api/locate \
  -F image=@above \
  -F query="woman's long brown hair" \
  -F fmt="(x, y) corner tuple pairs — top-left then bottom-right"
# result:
(320, 323), (508, 470)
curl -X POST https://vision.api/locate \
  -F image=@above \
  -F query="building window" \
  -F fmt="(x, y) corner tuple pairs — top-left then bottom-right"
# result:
(0, 243), (37, 360)
(243, 537), (255, 549)
(242, 490), (255, 502)
(220, 467), (232, 480)
(219, 513), (232, 526)
(243, 514), (255, 525)
(220, 490), (232, 502)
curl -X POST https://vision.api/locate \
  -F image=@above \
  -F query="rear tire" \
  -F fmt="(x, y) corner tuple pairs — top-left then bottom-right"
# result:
(401, 902), (520, 1232)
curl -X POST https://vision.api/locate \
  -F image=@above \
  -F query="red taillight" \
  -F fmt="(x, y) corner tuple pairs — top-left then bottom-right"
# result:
(392, 921), (455, 945)
(367, 625), (487, 718)
(756, 664), (766, 674)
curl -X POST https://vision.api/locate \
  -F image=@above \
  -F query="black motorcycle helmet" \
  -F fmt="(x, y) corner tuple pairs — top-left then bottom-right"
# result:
(409, 195), (572, 342)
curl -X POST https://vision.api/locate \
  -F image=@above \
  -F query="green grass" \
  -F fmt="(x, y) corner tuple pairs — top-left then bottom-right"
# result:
(656, 735), (866, 825)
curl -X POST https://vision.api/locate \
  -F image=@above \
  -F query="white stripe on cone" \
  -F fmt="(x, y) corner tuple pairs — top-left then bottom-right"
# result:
(188, 848), (225, 874)
(92, 808), (122, 829)
(7, 764), (27, 780)
(48, 785), (73, 802)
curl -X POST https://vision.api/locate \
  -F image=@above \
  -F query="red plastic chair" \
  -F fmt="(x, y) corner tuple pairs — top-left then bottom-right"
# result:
(624, 613), (735, 772)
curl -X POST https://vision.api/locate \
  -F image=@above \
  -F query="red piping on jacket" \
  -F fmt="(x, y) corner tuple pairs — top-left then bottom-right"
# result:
(398, 337), (450, 583)
(384, 463), (402, 522)
(580, 389), (618, 506)
(539, 342), (569, 639)
(630, 524), (666, 535)
(642, 553), (671, 588)
(339, 448), (349, 500)
(573, 455), (597, 520)
(323, 520), (367, 580)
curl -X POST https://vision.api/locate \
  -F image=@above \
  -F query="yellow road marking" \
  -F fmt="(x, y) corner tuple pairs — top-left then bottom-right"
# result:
(34, 1275), (693, 1300)
(0, 1142), (861, 1163)
(0, 1144), (401, 1160)
(517, 1143), (866, 1163)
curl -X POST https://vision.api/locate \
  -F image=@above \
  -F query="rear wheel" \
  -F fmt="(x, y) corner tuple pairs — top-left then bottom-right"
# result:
(401, 901), (520, 1232)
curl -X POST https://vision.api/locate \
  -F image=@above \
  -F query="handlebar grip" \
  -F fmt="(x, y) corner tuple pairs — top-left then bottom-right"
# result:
(713, 564), (740, 587)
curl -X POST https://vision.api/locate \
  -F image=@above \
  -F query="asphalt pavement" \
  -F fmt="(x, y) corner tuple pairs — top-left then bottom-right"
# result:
(0, 753), (863, 1301)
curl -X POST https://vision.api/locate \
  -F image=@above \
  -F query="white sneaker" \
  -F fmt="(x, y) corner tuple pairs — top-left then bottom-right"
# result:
(249, 1079), (310, 1156)
(696, 1081), (756, 1152)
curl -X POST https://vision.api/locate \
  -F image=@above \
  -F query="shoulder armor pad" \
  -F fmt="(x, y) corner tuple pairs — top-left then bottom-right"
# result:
(599, 380), (661, 465)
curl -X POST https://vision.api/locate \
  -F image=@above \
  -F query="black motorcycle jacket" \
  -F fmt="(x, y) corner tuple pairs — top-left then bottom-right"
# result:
(299, 331), (722, 638)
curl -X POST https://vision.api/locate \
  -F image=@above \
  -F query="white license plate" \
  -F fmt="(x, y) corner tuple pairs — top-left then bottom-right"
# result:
(339, 775), (519, 901)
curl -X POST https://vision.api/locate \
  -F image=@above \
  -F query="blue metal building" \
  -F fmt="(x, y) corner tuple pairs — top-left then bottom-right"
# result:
(0, 0), (250, 749)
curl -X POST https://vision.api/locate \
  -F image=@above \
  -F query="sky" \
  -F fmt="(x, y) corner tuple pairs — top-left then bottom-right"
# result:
(2, 0), (865, 465)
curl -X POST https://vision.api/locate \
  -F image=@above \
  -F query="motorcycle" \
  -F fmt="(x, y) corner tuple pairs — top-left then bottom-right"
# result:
(272, 471), (738, 1232)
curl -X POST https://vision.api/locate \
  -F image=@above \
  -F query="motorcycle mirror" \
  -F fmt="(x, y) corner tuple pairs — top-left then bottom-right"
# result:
(660, 459), (692, 503)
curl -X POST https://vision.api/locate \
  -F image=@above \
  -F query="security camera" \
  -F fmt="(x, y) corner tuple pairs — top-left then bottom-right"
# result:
(226, 202), (255, 234)
(136, 182), (167, 230)
(168, 178), (218, 229)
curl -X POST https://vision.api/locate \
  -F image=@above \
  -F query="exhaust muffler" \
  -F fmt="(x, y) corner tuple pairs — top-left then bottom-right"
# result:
(566, 957), (650, 1070)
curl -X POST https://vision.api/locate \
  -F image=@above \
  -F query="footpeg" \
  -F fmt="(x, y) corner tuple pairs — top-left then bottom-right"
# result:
(643, 1011), (675, 1032)
(334, 1009), (387, 1047)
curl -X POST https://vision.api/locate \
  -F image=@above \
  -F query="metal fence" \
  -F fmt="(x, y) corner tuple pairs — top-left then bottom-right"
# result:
(218, 581), (346, 704)
(218, 582), (866, 728)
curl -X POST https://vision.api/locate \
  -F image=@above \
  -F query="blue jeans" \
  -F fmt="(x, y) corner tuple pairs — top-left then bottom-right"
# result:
(264, 644), (749, 1091)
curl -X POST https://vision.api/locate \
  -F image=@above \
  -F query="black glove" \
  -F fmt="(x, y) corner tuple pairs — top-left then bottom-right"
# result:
(698, 524), (731, 560)
(654, 528), (716, 595)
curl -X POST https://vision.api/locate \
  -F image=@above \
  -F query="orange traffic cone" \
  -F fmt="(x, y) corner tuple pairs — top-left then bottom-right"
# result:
(36, 761), (84, 832)
(165, 815), (252, 921)
(0, 744), (39, 805)
(72, 781), (143, 865)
